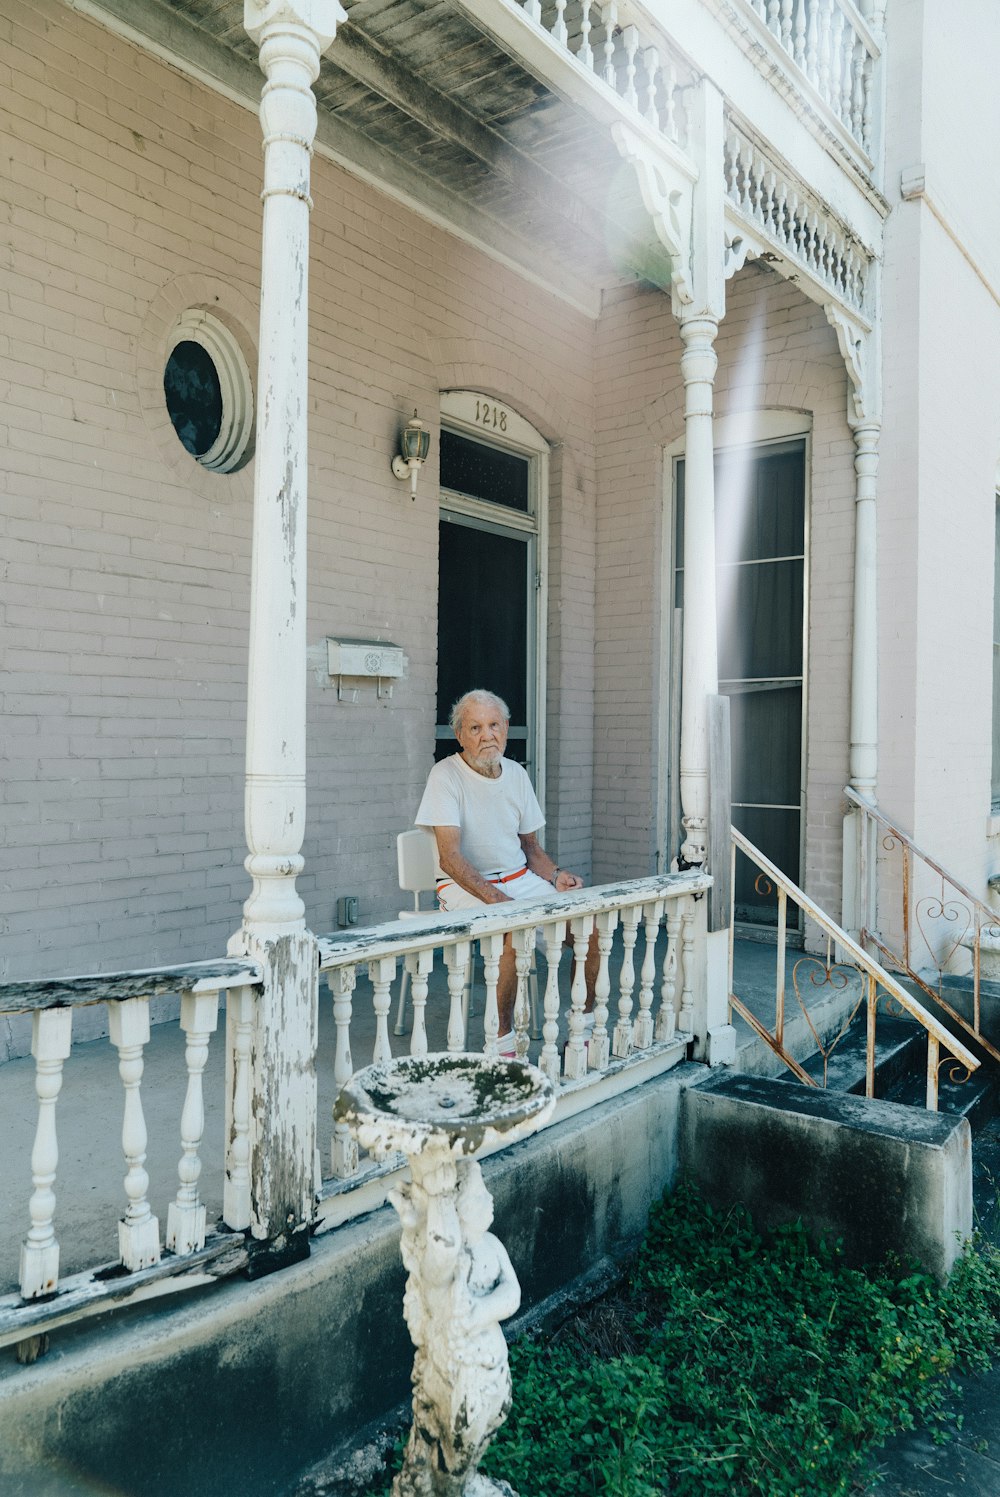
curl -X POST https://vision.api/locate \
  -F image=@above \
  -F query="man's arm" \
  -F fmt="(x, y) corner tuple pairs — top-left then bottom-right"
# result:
(433, 826), (514, 905)
(519, 832), (584, 893)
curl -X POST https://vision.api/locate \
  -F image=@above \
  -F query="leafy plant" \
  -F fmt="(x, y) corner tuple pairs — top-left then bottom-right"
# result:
(362, 1182), (1000, 1495)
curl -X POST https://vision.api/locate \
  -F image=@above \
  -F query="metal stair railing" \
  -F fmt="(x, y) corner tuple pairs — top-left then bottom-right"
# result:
(730, 825), (979, 1109)
(844, 785), (1000, 1068)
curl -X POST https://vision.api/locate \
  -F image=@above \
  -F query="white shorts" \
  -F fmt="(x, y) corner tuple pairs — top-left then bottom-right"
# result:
(436, 867), (554, 912)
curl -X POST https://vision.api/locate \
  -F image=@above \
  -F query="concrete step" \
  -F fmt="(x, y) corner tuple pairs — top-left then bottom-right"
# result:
(777, 1010), (999, 1129)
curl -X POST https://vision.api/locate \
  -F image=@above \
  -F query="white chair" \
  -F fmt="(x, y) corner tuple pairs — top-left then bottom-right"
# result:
(392, 828), (541, 1042)
(393, 829), (472, 1038)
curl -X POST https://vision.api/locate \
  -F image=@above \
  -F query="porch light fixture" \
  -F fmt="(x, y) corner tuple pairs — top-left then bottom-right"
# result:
(392, 410), (430, 499)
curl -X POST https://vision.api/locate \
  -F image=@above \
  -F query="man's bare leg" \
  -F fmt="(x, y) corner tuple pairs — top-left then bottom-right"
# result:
(496, 937), (517, 1036)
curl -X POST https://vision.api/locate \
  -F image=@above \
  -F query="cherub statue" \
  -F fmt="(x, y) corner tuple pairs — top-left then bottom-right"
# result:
(391, 1157), (521, 1497)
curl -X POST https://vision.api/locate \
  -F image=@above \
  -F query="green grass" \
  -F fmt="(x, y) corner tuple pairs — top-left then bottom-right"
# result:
(365, 1182), (1000, 1496)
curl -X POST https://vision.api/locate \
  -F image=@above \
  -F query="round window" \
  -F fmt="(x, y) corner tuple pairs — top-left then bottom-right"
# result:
(163, 311), (253, 472)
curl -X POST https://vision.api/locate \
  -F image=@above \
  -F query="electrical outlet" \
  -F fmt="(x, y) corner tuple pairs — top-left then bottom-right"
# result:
(337, 895), (359, 927)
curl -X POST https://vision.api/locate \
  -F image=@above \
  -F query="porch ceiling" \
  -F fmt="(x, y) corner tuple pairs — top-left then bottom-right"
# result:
(97, 0), (673, 312)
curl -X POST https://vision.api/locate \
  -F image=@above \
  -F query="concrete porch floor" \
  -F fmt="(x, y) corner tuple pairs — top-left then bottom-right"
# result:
(0, 930), (855, 1297)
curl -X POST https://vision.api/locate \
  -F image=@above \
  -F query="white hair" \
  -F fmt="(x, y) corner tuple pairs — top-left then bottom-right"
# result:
(449, 689), (511, 736)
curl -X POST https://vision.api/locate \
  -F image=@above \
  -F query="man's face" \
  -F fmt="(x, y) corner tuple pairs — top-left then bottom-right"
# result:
(456, 702), (508, 770)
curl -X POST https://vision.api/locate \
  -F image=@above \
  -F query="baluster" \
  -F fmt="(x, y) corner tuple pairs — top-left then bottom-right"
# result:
(444, 940), (471, 1053)
(762, 168), (778, 232)
(622, 25), (639, 109)
(806, 208), (821, 270)
(840, 18), (854, 122)
(539, 922), (563, 1082)
(224, 984), (254, 1230)
(369, 957), (395, 1064)
(405, 949), (433, 1058)
(773, 178), (789, 248)
(481, 932), (505, 1057)
(330, 966), (358, 1178)
(553, 0), (569, 48)
(635, 900), (662, 1047)
(524, 0), (541, 21)
(564, 914), (595, 1079)
(861, 54), (874, 152)
(828, 4), (844, 119)
(601, 0), (618, 86)
(819, 223), (832, 283)
(793, 0), (807, 66)
(767, 0), (782, 38)
(805, 0), (819, 82)
(590, 910), (616, 1071)
(780, 0), (793, 49)
(662, 56), (678, 139)
(654, 901), (679, 1042)
(166, 989), (219, 1256)
(679, 901), (696, 1036)
(613, 906), (640, 1058)
(786, 190), (801, 255)
(751, 150), (766, 225)
(817, 0), (833, 102)
(851, 39), (866, 142)
(642, 45), (660, 128)
(512, 927), (533, 1060)
(578, 0), (594, 69)
(724, 131), (740, 202)
(109, 996), (160, 1271)
(19, 1007), (73, 1299)
(742, 140), (759, 217)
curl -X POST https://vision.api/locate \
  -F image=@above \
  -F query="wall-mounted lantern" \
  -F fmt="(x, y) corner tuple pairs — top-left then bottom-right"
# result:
(391, 410), (430, 499)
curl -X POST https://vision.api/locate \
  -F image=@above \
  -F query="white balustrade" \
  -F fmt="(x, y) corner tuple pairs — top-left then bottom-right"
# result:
(19, 1008), (73, 1299)
(724, 122), (870, 313)
(513, 0), (689, 148)
(738, 0), (878, 152)
(166, 989), (220, 1255)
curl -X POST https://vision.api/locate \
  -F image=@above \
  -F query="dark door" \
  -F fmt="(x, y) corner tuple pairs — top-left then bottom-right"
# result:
(677, 440), (806, 925)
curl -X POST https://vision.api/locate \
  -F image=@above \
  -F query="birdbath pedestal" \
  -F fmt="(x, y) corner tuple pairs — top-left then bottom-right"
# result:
(335, 1054), (556, 1497)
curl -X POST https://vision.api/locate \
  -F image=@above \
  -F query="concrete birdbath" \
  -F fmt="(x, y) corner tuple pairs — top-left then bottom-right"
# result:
(335, 1054), (556, 1497)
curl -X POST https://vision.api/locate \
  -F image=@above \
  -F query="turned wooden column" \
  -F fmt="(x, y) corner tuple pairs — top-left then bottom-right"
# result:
(226, 0), (344, 1254)
(849, 421), (880, 800)
(677, 312), (721, 870)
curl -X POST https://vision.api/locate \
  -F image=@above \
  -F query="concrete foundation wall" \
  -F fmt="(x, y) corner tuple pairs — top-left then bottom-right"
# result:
(680, 1071), (973, 1281)
(0, 1066), (699, 1497)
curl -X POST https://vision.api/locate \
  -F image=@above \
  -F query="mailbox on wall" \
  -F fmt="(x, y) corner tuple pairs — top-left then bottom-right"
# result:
(326, 637), (407, 699)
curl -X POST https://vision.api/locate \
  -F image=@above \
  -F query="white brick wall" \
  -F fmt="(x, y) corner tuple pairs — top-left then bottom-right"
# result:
(0, 0), (598, 995)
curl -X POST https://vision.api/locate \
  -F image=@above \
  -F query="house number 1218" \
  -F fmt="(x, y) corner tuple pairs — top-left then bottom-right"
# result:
(475, 400), (508, 432)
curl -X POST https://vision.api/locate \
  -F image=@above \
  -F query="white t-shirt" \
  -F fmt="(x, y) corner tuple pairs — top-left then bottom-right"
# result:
(415, 754), (544, 876)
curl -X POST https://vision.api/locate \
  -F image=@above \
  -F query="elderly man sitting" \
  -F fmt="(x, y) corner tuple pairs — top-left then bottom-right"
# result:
(415, 688), (598, 1055)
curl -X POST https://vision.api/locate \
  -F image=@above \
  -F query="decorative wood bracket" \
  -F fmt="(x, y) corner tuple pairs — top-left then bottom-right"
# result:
(824, 303), (878, 425)
(723, 227), (766, 280)
(611, 121), (693, 305)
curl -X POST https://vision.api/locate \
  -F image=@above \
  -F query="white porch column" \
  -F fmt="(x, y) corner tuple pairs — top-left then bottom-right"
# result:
(673, 78), (735, 1065)
(677, 312), (721, 871)
(841, 416), (880, 939)
(226, 0), (344, 1259)
(849, 421), (880, 800)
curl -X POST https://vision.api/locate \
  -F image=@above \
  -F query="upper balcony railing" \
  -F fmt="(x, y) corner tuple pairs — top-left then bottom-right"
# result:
(739, 0), (880, 156)
(513, 0), (693, 149)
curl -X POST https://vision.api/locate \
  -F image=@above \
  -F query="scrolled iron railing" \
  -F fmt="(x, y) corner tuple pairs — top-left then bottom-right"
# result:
(844, 785), (1000, 1070)
(729, 825), (980, 1108)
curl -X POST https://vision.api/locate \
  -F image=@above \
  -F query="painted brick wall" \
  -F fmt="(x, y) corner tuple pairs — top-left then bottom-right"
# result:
(593, 261), (855, 923)
(0, 0), (597, 1003)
